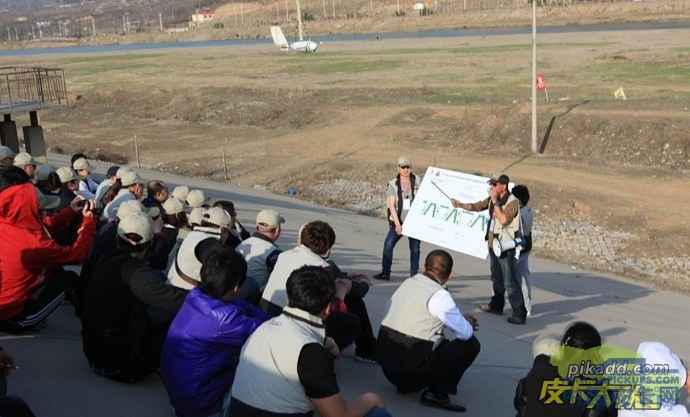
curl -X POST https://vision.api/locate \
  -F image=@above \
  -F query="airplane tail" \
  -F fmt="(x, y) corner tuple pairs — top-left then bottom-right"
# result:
(270, 26), (289, 50)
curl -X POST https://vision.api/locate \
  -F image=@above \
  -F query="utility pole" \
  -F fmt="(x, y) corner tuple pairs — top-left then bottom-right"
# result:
(322, 0), (327, 18)
(332, 0), (336, 19)
(158, 12), (163, 32)
(6, 27), (10, 42)
(240, 3), (244, 25)
(91, 16), (96, 35)
(295, 0), (303, 40)
(531, 0), (538, 153)
(285, 0), (289, 22)
(122, 15), (127, 34)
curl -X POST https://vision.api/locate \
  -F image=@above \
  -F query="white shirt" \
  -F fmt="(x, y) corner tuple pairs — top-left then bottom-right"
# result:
(427, 289), (474, 341)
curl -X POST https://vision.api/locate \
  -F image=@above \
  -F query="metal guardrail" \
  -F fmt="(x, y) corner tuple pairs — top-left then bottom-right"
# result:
(0, 67), (67, 112)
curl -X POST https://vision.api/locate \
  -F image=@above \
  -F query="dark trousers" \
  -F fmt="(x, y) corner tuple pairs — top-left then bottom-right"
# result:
(0, 269), (75, 333)
(489, 248), (527, 319)
(325, 311), (361, 351)
(344, 293), (376, 356)
(378, 330), (481, 395)
(382, 223), (420, 276)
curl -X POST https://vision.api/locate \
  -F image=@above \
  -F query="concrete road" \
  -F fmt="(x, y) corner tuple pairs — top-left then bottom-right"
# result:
(2, 155), (688, 417)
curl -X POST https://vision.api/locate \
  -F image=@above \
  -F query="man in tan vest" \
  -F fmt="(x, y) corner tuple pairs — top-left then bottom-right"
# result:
(377, 250), (480, 412)
(452, 174), (527, 324)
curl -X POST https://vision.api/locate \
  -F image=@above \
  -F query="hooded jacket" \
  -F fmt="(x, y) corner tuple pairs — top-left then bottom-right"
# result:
(161, 288), (268, 417)
(0, 183), (96, 319)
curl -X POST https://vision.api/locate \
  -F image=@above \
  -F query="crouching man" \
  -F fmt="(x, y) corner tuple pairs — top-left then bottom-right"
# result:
(377, 250), (481, 412)
(228, 265), (393, 417)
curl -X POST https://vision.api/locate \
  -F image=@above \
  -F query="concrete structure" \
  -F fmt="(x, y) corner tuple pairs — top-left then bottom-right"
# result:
(191, 9), (215, 24)
(1, 153), (687, 417)
(0, 114), (19, 153)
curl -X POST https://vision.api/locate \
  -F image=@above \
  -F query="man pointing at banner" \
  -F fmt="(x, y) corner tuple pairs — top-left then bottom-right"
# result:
(451, 174), (527, 325)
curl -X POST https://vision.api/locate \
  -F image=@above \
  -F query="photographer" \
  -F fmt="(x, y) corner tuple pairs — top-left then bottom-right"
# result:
(452, 174), (527, 325)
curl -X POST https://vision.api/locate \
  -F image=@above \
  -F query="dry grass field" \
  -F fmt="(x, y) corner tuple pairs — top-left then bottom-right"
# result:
(2, 27), (689, 288)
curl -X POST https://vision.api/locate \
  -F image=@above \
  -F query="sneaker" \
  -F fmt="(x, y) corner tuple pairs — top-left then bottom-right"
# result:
(479, 304), (503, 315)
(507, 316), (526, 325)
(420, 389), (466, 412)
(373, 272), (390, 281)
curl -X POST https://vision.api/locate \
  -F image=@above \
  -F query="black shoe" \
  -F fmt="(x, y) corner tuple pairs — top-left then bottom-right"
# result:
(420, 389), (466, 412)
(373, 272), (390, 281)
(507, 316), (526, 325)
(479, 304), (503, 315)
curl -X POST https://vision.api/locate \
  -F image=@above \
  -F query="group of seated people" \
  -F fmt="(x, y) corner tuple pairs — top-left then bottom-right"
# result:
(0, 146), (687, 417)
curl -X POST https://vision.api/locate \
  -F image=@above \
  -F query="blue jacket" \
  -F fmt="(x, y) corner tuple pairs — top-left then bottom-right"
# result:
(161, 288), (268, 417)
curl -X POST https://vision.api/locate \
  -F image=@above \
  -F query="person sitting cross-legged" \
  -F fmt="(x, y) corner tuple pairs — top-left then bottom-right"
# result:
(228, 265), (394, 417)
(161, 249), (268, 417)
(377, 250), (481, 412)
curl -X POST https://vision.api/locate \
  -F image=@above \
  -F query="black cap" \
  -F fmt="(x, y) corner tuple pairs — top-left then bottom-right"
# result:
(106, 165), (120, 178)
(488, 174), (510, 186)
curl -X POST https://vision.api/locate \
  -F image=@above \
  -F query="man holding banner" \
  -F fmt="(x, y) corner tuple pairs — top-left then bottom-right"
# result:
(452, 174), (528, 325)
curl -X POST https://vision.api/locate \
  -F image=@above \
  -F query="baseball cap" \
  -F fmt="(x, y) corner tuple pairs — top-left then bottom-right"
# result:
(35, 164), (55, 182)
(186, 189), (206, 209)
(397, 156), (411, 167)
(162, 197), (184, 215)
(72, 158), (90, 172)
(256, 209), (285, 228)
(106, 165), (120, 178)
(172, 185), (190, 202)
(188, 207), (206, 226)
(117, 213), (153, 245)
(488, 174), (510, 186)
(13, 152), (36, 168)
(36, 189), (61, 211)
(116, 167), (132, 179)
(0, 146), (15, 160)
(120, 170), (143, 187)
(204, 207), (231, 227)
(116, 200), (144, 219)
(56, 167), (76, 184)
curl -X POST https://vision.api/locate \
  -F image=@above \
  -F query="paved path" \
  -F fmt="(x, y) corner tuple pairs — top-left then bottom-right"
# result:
(2, 155), (688, 417)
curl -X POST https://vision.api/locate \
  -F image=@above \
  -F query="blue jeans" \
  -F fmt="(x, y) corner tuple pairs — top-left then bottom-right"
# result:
(365, 406), (394, 417)
(382, 223), (420, 276)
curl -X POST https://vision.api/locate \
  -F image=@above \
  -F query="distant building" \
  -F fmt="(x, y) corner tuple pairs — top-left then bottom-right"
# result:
(191, 8), (215, 24)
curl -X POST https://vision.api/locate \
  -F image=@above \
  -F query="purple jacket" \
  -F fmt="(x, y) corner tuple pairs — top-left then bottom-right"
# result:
(161, 288), (268, 417)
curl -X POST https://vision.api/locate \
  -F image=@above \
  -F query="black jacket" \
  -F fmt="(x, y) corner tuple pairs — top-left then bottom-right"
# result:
(81, 252), (187, 382)
(514, 355), (618, 417)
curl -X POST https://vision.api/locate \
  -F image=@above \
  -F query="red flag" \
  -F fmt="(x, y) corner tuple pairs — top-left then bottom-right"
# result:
(536, 73), (547, 91)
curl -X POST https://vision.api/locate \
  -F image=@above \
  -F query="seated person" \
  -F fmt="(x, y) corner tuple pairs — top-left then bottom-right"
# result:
(213, 200), (251, 241)
(94, 165), (120, 209)
(228, 266), (394, 417)
(167, 207), (236, 290)
(378, 250), (481, 412)
(103, 170), (145, 221)
(0, 166), (95, 333)
(81, 213), (187, 383)
(72, 158), (99, 200)
(0, 347), (36, 417)
(514, 321), (617, 417)
(142, 180), (169, 210)
(0, 146), (14, 167)
(235, 209), (285, 304)
(161, 250), (268, 417)
(148, 197), (187, 271)
(261, 221), (367, 353)
(619, 342), (689, 417)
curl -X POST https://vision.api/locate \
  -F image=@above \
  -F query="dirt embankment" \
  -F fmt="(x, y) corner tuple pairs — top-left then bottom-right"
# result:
(41, 82), (690, 291)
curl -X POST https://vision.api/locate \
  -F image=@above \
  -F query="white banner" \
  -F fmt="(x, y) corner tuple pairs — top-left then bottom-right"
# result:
(402, 167), (492, 259)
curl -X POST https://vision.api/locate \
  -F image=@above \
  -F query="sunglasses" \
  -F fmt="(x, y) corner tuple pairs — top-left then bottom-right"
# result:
(399, 165), (410, 169)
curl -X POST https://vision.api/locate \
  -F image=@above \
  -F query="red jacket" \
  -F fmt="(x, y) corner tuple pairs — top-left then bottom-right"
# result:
(0, 183), (96, 320)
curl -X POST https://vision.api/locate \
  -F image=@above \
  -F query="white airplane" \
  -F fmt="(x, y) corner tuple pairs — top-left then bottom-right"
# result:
(270, 26), (319, 53)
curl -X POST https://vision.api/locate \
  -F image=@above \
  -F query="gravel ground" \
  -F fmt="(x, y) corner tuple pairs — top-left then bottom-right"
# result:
(305, 178), (690, 291)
